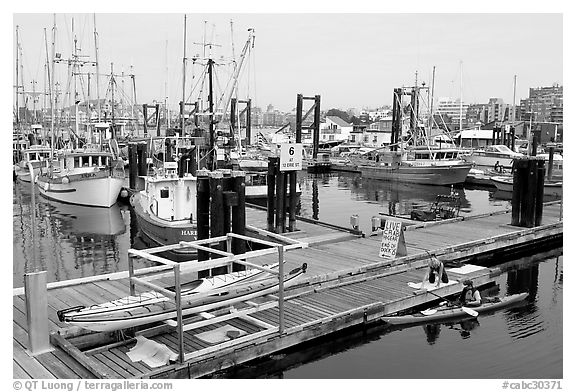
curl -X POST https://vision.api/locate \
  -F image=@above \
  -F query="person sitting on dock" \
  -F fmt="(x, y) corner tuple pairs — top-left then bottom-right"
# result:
(422, 256), (449, 287)
(458, 279), (482, 307)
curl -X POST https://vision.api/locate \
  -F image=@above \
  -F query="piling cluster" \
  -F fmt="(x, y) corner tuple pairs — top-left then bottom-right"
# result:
(511, 157), (545, 228)
(197, 169), (247, 276)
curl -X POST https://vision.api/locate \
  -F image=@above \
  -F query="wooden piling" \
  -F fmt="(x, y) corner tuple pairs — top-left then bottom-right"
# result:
(196, 171), (211, 263)
(524, 160), (539, 227)
(547, 145), (555, 181)
(210, 171), (226, 274)
(535, 160), (545, 226)
(267, 158), (278, 232)
(232, 170), (246, 271)
(24, 271), (52, 355)
(275, 171), (286, 233)
(511, 158), (525, 226)
(137, 143), (147, 177)
(312, 95), (321, 159)
(288, 171), (298, 232)
(128, 143), (138, 189)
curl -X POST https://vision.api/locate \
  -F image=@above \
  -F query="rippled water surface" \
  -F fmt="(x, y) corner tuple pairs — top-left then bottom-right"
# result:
(12, 172), (562, 378)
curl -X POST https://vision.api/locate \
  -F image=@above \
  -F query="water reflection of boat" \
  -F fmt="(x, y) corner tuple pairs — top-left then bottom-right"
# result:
(43, 199), (126, 237)
(347, 174), (471, 217)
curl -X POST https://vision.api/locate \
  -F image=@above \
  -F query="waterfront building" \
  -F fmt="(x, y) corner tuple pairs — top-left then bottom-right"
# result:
(435, 97), (469, 129)
(519, 84), (563, 124)
(319, 116), (353, 143)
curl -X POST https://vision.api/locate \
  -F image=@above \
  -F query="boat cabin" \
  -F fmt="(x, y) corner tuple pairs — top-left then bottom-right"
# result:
(145, 162), (198, 222)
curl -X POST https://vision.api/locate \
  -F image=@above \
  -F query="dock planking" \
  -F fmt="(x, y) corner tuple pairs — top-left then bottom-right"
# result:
(13, 202), (561, 379)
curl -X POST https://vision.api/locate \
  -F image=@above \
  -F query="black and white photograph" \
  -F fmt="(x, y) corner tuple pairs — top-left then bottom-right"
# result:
(9, 2), (567, 387)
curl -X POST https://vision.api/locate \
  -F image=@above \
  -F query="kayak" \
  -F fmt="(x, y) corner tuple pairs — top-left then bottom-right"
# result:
(381, 293), (529, 326)
(58, 263), (307, 332)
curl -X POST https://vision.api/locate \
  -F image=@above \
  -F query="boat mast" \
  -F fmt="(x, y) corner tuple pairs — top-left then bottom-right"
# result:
(165, 39), (170, 129)
(110, 62), (115, 137)
(208, 57), (215, 170)
(15, 25), (20, 131)
(93, 14), (101, 123)
(131, 65), (137, 135)
(181, 14), (187, 132)
(430, 65), (435, 130)
(44, 28), (51, 128)
(50, 14), (56, 162)
(73, 18), (80, 141)
(459, 60), (463, 133)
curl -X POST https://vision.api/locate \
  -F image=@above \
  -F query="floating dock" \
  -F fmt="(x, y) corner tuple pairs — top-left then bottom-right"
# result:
(13, 201), (562, 379)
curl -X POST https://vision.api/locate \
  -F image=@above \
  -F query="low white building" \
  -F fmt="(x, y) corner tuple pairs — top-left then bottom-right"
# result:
(319, 116), (354, 143)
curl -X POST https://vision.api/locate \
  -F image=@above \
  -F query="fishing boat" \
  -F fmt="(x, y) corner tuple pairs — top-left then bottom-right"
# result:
(381, 292), (529, 326)
(490, 176), (562, 198)
(57, 263), (307, 332)
(130, 137), (199, 258)
(356, 82), (471, 186)
(462, 144), (524, 170)
(14, 144), (53, 183)
(36, 146), (125, 208)
(357, 146), (472, 185)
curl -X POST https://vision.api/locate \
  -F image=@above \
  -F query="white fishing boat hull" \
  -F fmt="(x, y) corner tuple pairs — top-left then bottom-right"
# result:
(360, 162), (472, 186)
(490, 175), (563, 197)
(37, 171), (124, 208)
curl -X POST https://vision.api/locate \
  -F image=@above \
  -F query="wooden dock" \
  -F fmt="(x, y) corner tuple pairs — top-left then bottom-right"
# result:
(13, 201), (562, 379)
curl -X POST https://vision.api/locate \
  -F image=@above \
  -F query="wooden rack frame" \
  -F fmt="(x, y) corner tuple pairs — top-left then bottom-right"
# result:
(127, 231), (307, 363)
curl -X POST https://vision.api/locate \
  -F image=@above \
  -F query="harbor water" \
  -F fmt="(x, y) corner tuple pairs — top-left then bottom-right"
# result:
(12, 171), (562, 378)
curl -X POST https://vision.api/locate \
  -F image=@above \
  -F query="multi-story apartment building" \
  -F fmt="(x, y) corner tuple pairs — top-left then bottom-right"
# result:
(435, 97), (469, 128)
(519, 84), (563, 124)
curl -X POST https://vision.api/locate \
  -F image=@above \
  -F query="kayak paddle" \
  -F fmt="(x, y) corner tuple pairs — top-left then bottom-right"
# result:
(426, 289), (479, 317)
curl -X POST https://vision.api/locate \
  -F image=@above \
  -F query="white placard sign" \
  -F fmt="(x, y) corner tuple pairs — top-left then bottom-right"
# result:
(279, 143), (303, 171)
(379, 220), (403, 259)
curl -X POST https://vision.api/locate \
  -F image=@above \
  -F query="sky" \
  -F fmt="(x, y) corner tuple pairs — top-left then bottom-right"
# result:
(10, 8), (564, 114)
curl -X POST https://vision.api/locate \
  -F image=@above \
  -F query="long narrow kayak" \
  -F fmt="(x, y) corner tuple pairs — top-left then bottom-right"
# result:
(58, 263), (307, 332)
(381, 293), (529, 326)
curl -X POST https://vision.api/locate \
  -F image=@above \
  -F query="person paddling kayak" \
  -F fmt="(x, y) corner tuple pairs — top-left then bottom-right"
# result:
(458, 279), (482, 307)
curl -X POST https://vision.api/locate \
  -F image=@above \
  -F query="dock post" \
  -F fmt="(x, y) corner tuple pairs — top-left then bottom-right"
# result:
(275, 170), (286, 233)
(231, 170), (246, 270)
(288, 171), (298, 232)
(511, 159), (525, 226)
(137, 142), (147, 177)
(173, 264), (185, 363)
(280, 170), (289, 232)
(534, 160), (545, 226)
(524, 159), (539, 227)
(196, 170), (211, 264)
(267, 158), (278, 232)
(128, 143), (138, 189)
(547, 145), (555, 181)
(210, 171), (226, 275)
(24, 271), (53, 355)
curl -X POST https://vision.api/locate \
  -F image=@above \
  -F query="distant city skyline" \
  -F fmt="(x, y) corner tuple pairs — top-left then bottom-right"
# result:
(12, 12), (563, 114)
